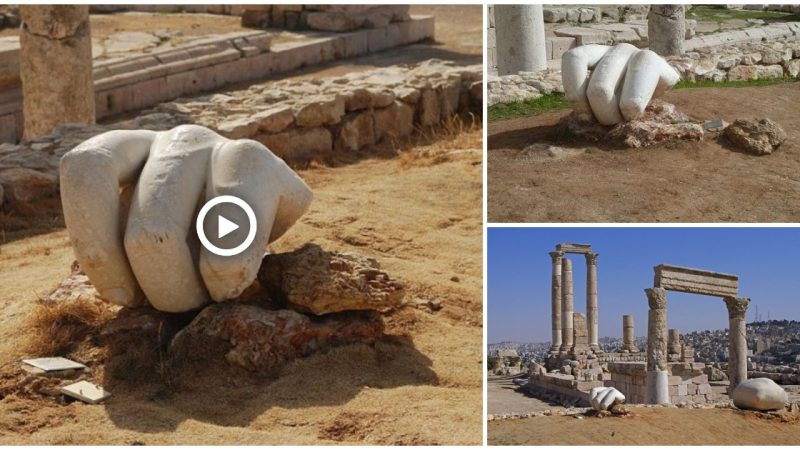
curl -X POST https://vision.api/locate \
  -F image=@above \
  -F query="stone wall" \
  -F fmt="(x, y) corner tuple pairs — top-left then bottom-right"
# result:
(0, 59), (481, 208)
(0, 15), (435, 143)
(487, 24), (800, 106)
(606, 361), (714, 405)
(88, 5), (413, 33)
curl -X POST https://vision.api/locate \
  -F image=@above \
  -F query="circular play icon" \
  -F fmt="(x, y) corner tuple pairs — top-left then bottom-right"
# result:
(195, 195), (257, 257)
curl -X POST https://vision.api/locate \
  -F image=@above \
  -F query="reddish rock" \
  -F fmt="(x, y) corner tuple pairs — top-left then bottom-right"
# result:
(563, 100), (704, 148)
(258, 243), (405, 315)
(170, 304), (384, 372)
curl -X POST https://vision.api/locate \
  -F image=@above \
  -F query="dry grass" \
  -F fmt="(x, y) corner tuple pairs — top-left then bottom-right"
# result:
(397, 114), (483, 169)
(23, 300), (114, 358)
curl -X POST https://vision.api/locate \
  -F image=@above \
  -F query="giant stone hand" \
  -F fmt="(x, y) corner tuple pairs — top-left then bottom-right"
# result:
(60, 125), (313, 313)
(589, 386), (626, 411)
(562, 43), (680, 125)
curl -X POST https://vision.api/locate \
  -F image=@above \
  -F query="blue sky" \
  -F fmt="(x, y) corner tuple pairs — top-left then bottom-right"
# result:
(488, 228), (800, 343)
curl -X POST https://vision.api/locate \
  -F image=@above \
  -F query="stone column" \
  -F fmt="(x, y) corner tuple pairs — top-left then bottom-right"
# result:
(19, 5), (95, 139)
(560, 257), (574, 353)
(549, 251), (563, 353)
(586, 252), (600, 354)
(494, 5), (547, 75)
(645, 287), (669, 404)
(724, 296), (750, 394)
(571, 312), (589, 357)
(647, 5), (685, 56)
(668, 328), (682, 354)
(621, 315), (638, 352)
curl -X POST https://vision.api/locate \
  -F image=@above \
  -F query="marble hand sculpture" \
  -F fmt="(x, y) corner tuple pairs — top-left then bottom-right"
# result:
(60, 125), (313, 313)
(589, 386), (626, 411)
(562, 43), (680, 125)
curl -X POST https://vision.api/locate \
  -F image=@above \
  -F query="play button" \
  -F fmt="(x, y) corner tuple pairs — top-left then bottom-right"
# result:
(196, 195), (257, 257)
(217, 215), (239, 239)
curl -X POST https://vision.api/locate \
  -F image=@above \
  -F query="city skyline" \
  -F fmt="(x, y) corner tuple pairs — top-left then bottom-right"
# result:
(488, 228), (800, 343)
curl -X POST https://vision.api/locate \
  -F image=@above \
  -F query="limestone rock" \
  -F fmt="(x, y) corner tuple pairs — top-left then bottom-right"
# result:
(609, 101), (704, 148)
(258, 243), (405, 315)
(45, 261), (99, 303)
(723, 118), (786, 155)
(732, 378), (788, 411)
(564, 100), (702, 148)
(0, 167), (58, 204)
(170, 304), (384, 372)
(374, 100), (414, 141)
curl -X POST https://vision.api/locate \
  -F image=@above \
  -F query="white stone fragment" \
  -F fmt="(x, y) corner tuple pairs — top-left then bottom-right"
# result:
(590, 386), (626, 411)
(60, 380), (111, 404)
(732, 378), (788, 411)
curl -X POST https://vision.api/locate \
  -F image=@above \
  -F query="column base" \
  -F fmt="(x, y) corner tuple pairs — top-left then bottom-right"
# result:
(589, 344), (603, 355)
(646, 370), (670, 405)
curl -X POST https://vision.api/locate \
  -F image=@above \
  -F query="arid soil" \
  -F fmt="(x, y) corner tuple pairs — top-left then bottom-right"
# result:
(0, 126), (482, 445)
(488, 82), (800, 223)
(488, 406), (800, 445)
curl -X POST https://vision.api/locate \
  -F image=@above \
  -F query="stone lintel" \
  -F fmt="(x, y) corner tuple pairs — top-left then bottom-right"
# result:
(654, 264), (739, 297)
(556, 243), (592, 254)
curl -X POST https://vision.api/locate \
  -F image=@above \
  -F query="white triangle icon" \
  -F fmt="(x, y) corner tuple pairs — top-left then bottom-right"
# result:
(218, 215), (239, 239)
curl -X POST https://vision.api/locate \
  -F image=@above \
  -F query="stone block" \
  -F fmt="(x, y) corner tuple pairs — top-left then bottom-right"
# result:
(756, 64), (784, 79)
(295, 95), (345, 128)
(374, 100), (413, 141)
(550, 37), (577, 60)
(256, 127), (332, 167)
(785, 59), (800, 78)
(653, 264), (738, 297)
(366, 27), (389, 53)
(253, 106), (295, 134)
(690, 374), (709, 384)
(698, 384), (712, 395)
(553, 27), (613, 46)
(678, 383), (688, 396)
(417, 88), (439, 127)
(335, 111), (375, 151)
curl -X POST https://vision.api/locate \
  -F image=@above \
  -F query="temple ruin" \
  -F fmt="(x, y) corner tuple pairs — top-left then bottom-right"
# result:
(529, 244), (750, 406)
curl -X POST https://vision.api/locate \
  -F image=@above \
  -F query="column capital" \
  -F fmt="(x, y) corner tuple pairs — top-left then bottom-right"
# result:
(724, 296), (750, 319)
(549, 251), (564, 263)
(585, 252), (599, 265)
(645, 287), (667, 310)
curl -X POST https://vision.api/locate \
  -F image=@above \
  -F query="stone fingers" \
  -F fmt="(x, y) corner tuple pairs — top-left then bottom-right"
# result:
(60, 130), (155, 307)
(586, 43), (640, 125)
(198, 139), (312, 302)
(124, 126), (213, 313)
(561, 44), (612, 122)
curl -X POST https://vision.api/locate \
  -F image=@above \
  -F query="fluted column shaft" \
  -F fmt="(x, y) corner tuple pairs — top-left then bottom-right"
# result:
(586, 253), (599, 353)
(560, 258), (574, 352)
(549, 251), (563, 353)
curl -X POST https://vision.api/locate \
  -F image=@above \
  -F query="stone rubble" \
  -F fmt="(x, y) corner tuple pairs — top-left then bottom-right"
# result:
(0, 59), (481, 209)
(723, 118), (787, 155)
(560, 100), (704, 149)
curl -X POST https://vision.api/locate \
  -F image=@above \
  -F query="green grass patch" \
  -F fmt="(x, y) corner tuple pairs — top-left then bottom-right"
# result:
(488, 93), (569, 122)
(686, 5), (798, 23)
(674, 77), (798, 89)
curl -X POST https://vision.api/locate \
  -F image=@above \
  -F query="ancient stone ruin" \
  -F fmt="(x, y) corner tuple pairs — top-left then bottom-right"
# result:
(528, 244), (755, 408)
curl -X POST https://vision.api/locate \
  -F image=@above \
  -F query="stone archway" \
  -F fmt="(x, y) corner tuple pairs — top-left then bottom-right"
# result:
(645, 264), (750, 404)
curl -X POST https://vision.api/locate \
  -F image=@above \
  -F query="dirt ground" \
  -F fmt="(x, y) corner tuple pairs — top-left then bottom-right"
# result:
(0, 127), (483, 445)
(488, 82), (800, 223)
(488, 406), (800, 445)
